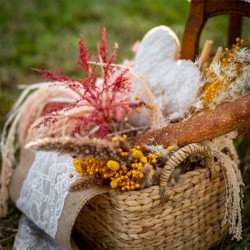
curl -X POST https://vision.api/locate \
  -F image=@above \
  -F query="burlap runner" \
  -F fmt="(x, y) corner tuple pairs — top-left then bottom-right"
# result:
(9, 149), (35, 202)
(9, 149), (108, 249)
(56, 186), (108, 248)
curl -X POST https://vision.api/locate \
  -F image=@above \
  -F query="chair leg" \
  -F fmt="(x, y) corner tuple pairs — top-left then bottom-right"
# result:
(181, 19), (205, 61)
(181, 0), (207, 61)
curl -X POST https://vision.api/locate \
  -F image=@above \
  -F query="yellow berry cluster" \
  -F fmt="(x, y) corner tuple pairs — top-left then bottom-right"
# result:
(72, 137), (162, 191)
(200, 38), (245, 109)
(73, 157), (108, 176)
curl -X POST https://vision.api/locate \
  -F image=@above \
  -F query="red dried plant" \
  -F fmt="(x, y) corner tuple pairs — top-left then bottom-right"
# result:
(33, 28), (145, 137)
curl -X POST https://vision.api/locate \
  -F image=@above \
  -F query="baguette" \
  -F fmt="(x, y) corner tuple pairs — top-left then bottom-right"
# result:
(133, 95), (250, 148)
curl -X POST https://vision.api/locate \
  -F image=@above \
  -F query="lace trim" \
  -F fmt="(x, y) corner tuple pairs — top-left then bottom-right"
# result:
(16, 151), (78, 238)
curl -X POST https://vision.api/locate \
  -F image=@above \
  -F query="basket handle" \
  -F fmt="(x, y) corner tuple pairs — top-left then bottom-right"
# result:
(159, 143), (213, 203)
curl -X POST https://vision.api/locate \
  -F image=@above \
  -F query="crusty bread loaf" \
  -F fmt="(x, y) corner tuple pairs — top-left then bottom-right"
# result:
(133, 94), (250, 147)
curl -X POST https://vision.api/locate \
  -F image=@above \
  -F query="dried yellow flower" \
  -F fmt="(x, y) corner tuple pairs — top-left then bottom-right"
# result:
(198, 38), (246, 110)
(110, 180), (118, 189)
(122, 134), (127, 139)
(72, 139), (171, 191)
(107, 160), (120, 171)
(132, 149), (143, 159)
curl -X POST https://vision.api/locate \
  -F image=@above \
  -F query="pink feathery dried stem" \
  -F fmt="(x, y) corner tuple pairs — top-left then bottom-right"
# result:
(99, 28), (108, 64)
(32, 28), (147, 138)
(32, 67), (70, 82)
(77, 35), (91, 74)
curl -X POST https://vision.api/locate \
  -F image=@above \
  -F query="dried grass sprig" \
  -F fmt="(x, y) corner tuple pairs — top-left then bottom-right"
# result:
(25, 137), (131, 164)
(68, 176), (103, 192)
(140, 163), (162, 189)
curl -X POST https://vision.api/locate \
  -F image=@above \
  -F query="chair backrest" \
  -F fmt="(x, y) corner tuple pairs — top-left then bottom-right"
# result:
(181, 0), (250, 61)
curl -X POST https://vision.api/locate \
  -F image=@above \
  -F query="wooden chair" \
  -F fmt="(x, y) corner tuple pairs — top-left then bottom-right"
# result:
(181, 0), (250, 60)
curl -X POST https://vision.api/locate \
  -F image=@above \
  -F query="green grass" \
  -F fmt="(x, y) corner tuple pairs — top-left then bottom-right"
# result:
(0, 0), (249, 249)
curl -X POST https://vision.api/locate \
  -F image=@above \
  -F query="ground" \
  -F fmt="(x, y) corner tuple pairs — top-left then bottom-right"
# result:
(0, 0), (250, 249)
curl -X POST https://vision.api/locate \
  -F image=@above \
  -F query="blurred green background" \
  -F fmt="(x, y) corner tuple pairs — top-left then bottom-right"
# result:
(0, 0), (249, 249)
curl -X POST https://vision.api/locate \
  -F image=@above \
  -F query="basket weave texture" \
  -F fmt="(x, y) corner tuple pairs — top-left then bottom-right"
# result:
(75, 143), (234, 249)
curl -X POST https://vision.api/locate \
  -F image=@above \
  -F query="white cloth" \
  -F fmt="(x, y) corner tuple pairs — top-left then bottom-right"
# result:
(16, 151), (79, 238)
(14, 214), (66, 250)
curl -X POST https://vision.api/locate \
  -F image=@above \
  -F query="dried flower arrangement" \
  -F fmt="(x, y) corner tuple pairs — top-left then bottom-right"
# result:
(70, 139), (180, 191)
(26, 135), (178, 191)
(192, 38), (249, 113)
(32, 28), (149, 138)
(27, 31), (249, 194)
(0, 26), (249, 246)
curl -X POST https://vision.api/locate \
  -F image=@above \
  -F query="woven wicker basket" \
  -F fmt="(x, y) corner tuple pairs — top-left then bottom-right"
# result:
(74, 143), (235, 249)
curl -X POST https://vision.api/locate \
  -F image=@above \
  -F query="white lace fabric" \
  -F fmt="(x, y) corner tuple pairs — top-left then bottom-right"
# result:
(14, 214), (66, 250)
(16, 151), (79, 238)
